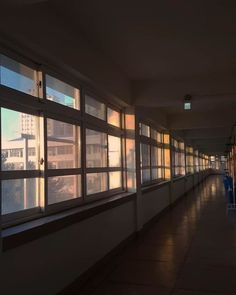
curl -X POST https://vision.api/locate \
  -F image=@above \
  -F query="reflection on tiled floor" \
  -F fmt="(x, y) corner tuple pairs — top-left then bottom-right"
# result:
(76, 176), (236, 295)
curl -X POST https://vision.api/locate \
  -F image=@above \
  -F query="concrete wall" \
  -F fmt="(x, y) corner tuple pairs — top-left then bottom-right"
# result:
(0, 170), (210, 295)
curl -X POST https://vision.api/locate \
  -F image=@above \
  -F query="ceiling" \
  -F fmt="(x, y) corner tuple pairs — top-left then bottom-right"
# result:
(1, 0), (236, 155)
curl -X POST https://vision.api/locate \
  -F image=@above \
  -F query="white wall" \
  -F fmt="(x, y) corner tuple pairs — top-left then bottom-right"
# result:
(0, 171), (210, 295)
(141, 184), (170, 225)
(0, 201), (136, 295)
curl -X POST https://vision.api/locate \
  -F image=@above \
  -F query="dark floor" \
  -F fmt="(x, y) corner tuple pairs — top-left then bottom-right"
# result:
(79, 175), (236, 295)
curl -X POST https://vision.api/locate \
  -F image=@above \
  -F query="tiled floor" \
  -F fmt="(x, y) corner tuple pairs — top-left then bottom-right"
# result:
(76, 176), (236, 295)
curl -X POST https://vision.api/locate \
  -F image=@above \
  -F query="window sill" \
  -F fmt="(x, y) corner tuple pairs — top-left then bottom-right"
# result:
(142, 180), (171, 194)
(2, 192), (136, 252)
(173, 175), (186, 182)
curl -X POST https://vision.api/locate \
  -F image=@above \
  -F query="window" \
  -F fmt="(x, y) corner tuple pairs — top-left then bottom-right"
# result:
(186, 146), (194, 174)
(47, 119), (80, 169)
(140, 125), (166, 185)
(86, 129), (122, 195)
(140, 123), (150, 137)
(107, 108), (120, 127)
(125, 114), (135, 130)
(0, 54), (38, 96)
(108, 135), (121, 167)
(2, 178), (38, 215)
(1, 108), (40, 217)
(48, 175), (81, 205)
(194, 150), (199, 172)
(85, 94), (106, 120)
(87, 172), (108, 195)
(86, 129), (107, 168)
(46, 75), (80, 109)
(2, 108), (38, 171)
(172, 139), (185, 177)
(1, 52), (211, 228)
(85, 96), (123, 196)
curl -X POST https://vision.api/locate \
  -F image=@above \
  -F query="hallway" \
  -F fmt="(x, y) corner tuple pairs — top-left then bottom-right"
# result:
(78, 176), (236, 295)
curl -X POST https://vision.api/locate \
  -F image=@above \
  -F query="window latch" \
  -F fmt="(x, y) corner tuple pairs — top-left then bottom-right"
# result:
(39, 158), (44, 165)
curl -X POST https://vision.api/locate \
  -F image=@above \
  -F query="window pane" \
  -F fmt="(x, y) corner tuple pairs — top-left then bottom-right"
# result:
(151, 146), (158, 166)
(157, 132), (162, 143)
(141, 143), (150, 167)
(126, 139), (135, 169)
(48, 175), (81, 205)
(125, 114), (135, 130)
(2, 178), (38, 215)
(165, 168), (171, 180)
(164, 134), (170, 144)
(158, 148), (163, 166)
(85, 95), (105, 120)
(1, 108), (38, 170)
(151, 129), (157, 141)
(142, 169), (151, 183)
(0, 55), (37, 96)
(109, 171), (122, 189)
(152, 168), (158, 180)
(140, 123), (150, 137)
(164, 148), (170, 167)
(46, 75), (80, 109)
(86, 173), (107, 195)
(107, 108), (120, 127)
(127, 172), (136, 191)
(86, 129), (107, 167)
(47, 119), (80, 169)
(158, 168), (163, 178)
(108, 135), (121, 167)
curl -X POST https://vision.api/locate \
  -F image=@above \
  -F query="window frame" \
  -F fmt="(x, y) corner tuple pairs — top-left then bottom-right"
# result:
(139, 123), (167, 186)
(171, 138), (185, 178)
(0, 53), (126, 227)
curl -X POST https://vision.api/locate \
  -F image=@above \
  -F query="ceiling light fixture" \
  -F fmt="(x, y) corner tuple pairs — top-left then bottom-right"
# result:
(184, 94), (192, 110)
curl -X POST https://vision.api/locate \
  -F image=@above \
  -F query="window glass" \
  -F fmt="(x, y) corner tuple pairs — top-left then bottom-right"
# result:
(1, 108), (38, 170)
(151, 129), (157, 141)
(142, 169), (151, 183)
(85, 95), (106, 120)
(141, 143), (150, 167)
(152, 168), (158, 180)
(164, 148), (170, 167)
(125, 114), (135, 130)
(2, 178), (38, 215)
(126, 139), (135, 169)
(48, 175), (81, 205)
(157, 132), (162, 143)
(164, 134), (170, 144)
(127, 172), (136, 191)
(46, 75), (80, 109)
(86, 173), (107, 195)
(0, 55), (38, 96)
(140, 123), (150, 137)
(158, 168), (163, 178)
(107, 108), (120, 127)
(151, 146), (158, 166)
(86, 129), (107, 167)
(47, 119), (80, 169)
(108, 135), (121, 167)
(165, 168), (171, 180)
(158, 148), (163, 165)
(109, 171), (122, 189)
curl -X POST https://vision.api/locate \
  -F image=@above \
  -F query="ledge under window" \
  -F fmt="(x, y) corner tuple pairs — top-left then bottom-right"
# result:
(142, 180), (171, 194)
(2, 192), (136, 252)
